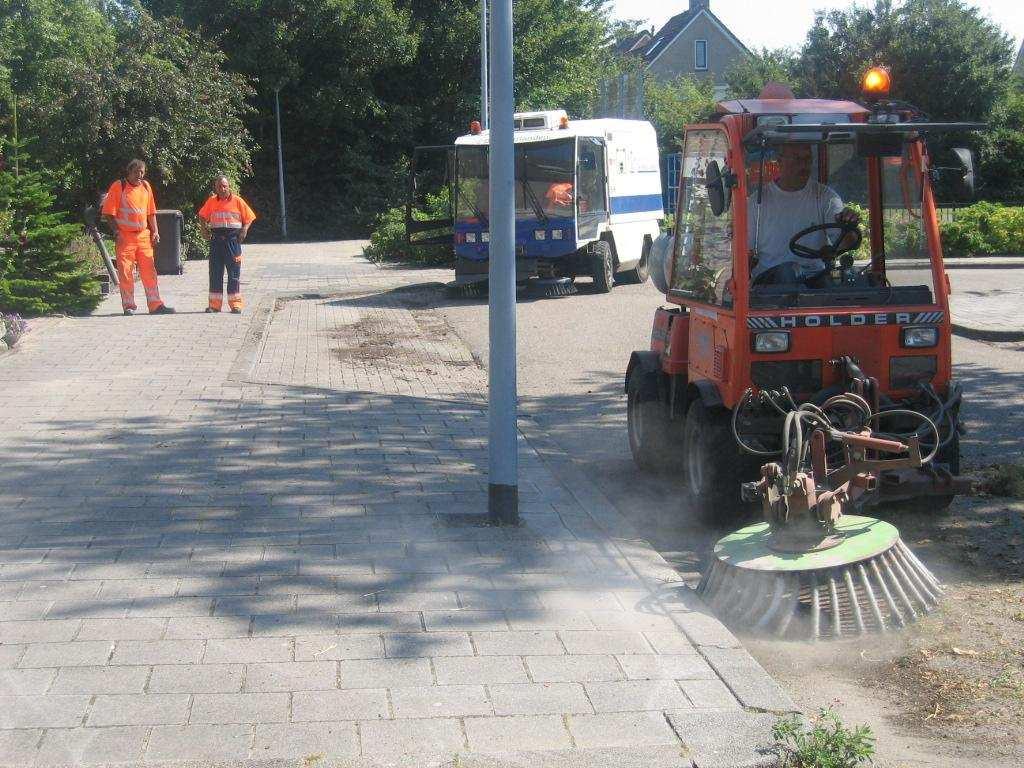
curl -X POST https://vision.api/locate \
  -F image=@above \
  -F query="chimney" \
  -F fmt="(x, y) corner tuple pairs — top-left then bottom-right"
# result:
(691, 0), (710, 11)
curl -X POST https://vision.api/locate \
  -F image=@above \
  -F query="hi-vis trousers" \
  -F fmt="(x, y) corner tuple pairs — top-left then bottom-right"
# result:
(116, 229), (164, 312)
(208, 230), (243, 311)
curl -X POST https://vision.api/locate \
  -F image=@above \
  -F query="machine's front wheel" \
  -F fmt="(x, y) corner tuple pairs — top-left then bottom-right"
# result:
(683, 399), (749, 526)
(627, 368), (675, 471)
(589, 240), (614, 293)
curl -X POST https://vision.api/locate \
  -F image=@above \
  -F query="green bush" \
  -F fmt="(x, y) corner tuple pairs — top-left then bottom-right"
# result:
(772, 708), (875, 768)
(363, 189), (453, 267)
(0, 140), (100, 316)
(940, 202), (1024, 256)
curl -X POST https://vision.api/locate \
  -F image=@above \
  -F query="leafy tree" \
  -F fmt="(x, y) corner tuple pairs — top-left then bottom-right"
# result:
(977, 81), (1024, 201)
(142, 0), (616, 237)
(0, 1), (254, 256)
(725, 48), (799, 99)
(643, 75), (716, 151)
(0, 138), (100, 315)
(793, 0), (1014, 121)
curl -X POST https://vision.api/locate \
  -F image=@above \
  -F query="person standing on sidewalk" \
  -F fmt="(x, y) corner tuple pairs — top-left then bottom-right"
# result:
(198, 175), (256, 314)
(101, 159), (175, 315)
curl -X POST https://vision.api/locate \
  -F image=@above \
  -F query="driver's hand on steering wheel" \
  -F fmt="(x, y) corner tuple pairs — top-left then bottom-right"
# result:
(836, 207), (860, 226)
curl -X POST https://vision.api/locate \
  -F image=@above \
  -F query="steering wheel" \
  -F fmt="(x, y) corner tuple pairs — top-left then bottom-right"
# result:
(788, 222), (862, 262)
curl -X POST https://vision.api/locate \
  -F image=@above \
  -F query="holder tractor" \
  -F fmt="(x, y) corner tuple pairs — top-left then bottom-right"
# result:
(624, 71), (981, 638)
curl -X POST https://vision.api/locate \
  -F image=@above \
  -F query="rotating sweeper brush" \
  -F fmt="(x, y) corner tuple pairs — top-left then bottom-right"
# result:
(698, 390), (946, 640)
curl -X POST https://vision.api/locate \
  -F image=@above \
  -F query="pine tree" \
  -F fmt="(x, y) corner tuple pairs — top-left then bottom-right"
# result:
(0, 138), (100, 316)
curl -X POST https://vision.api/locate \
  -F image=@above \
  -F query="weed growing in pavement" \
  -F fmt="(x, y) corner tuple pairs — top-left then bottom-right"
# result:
(772, 708), (875, 768)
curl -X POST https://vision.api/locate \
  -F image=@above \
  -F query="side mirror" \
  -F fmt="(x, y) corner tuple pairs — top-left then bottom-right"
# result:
(951, 148), (975, 198)
(704, 160), (732, 217)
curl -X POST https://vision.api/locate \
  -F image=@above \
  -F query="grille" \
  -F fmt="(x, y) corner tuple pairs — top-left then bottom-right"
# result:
(751, 360), (822, 393)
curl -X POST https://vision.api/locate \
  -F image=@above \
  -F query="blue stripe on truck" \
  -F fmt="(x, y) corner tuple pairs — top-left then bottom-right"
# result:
(609, 194), (664, 215)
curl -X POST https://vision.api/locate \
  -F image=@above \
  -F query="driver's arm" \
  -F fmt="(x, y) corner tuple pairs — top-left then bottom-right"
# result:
(835, 207), (861, 251)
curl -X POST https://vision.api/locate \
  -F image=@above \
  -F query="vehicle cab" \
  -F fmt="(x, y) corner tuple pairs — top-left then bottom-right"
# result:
(628, 73), (980, 520)
(409, 110), (663, 293)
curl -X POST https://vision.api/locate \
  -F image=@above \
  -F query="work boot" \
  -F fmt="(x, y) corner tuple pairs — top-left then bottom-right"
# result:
(205, 307), (218, 313)
(231, 308), (242, 315)
(151, 305), (176, 315)
(123, 309), (134, 316)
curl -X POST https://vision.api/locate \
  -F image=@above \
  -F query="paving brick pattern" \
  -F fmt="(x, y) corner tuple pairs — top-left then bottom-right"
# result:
(0, 242), (790, 765)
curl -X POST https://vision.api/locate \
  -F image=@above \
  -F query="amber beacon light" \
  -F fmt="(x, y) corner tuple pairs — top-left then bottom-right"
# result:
(862, 67), (891, 97)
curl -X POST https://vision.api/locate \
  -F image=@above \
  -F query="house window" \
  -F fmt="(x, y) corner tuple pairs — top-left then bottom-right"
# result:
(695, 40), (708, 70)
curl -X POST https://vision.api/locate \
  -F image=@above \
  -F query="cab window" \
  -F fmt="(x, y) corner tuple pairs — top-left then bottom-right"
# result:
(671, 129), (733, 305)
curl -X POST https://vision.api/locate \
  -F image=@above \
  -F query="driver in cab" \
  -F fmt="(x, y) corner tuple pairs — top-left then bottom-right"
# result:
(748, 143), (860, 285)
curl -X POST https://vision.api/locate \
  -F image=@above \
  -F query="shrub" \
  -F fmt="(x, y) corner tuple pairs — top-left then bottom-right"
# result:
(772, 708), (875, 768)
(941, 202), (1024, 256)
(0, 140), (101, 316)
(364, 189), (453, 267)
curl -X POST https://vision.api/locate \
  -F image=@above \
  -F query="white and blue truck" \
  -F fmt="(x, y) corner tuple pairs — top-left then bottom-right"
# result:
(406, 110), (664, 293)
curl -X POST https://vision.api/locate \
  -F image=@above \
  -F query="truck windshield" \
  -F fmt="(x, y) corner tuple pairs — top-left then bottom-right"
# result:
(745, 140), (935, 308)
(455, 139), (575, 223)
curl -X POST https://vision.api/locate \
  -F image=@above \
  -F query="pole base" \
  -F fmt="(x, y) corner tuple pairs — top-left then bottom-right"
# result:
(488, 484), (519, 526)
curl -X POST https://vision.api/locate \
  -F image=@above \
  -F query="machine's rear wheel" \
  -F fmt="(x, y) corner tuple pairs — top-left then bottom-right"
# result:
(589, 240), (614, 293)
(683, 400), (749, 526)
(618, 240), (651, 285)
(627, 368), (675, 471)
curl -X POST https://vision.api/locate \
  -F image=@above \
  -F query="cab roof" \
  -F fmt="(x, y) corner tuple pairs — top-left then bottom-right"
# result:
(715, 98), (870, 117)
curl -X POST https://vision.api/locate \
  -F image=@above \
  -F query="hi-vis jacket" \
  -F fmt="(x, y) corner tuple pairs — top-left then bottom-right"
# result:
(101, 180), (156, 233)
(198, 194), (257, 230)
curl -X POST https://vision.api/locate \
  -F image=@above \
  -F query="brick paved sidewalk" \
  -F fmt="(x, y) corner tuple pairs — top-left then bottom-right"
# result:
(0, 243), (792, 767)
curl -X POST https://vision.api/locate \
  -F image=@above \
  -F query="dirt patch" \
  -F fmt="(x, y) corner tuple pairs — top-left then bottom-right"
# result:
(330, 316), (401, 362)
(749, 493), (1024, 766)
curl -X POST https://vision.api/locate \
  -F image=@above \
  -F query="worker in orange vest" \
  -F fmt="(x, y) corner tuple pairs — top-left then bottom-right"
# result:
(100, 159), (175, 315)
(197, 175), (256, 313)
(544, 181), (574, 213)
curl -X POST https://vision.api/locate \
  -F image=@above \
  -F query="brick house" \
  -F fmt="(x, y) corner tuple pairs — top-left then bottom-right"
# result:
(625, 0), (751, 95)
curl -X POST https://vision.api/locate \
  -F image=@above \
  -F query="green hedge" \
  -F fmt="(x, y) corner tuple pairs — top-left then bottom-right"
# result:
(940, 202), (1024, 256)
(363, 189), (453, 267)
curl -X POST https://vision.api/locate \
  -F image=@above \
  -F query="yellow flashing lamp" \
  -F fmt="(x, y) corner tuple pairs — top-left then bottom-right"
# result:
(559, 115), (570, 130)
(862, 67), (891, 98)
(470, 120), (482, 135)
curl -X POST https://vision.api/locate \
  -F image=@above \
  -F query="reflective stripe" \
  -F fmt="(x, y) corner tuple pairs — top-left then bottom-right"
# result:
(115, 217), (145, 230)
(117, 182), (150, 231)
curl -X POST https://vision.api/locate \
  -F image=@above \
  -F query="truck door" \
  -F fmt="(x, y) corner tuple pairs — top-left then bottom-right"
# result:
(577, 137), (608, 241)
(406, 145), (455, 245)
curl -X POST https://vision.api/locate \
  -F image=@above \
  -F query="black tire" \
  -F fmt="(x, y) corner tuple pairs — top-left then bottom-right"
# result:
(683, 399), (753, 526)
(618, 239), (651, 285)
(627, 367), (676, 472)
(589, 240), (614, 293)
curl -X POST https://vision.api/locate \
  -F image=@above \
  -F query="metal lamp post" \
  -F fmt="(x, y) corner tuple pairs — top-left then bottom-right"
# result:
(274, 86), (288, 240)
(487, 0), (518, 525)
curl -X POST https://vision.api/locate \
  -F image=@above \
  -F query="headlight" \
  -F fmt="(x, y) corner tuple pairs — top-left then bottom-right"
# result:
(534, 229), (546, 240)
(465, 232), (477, 243)
(551, 229), (563, 240)
(481, 232), (490, 242)
(752, 331), (790, 353)
(902, 326), (938, 348)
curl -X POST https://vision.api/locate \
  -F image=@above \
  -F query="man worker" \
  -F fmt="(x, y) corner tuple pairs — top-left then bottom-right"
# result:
(101, 159), (175, 315)
(747, 143), (860, 285)
(197, 175), (256, 314)
(545, 181), (574, 213)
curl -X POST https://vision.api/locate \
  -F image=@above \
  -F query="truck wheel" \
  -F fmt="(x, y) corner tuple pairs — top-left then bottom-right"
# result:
(618, 240), (651, 285)
(683, 399), (749, 526)
(627, 367), (675, 471)
(589, 240), (614, 293)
